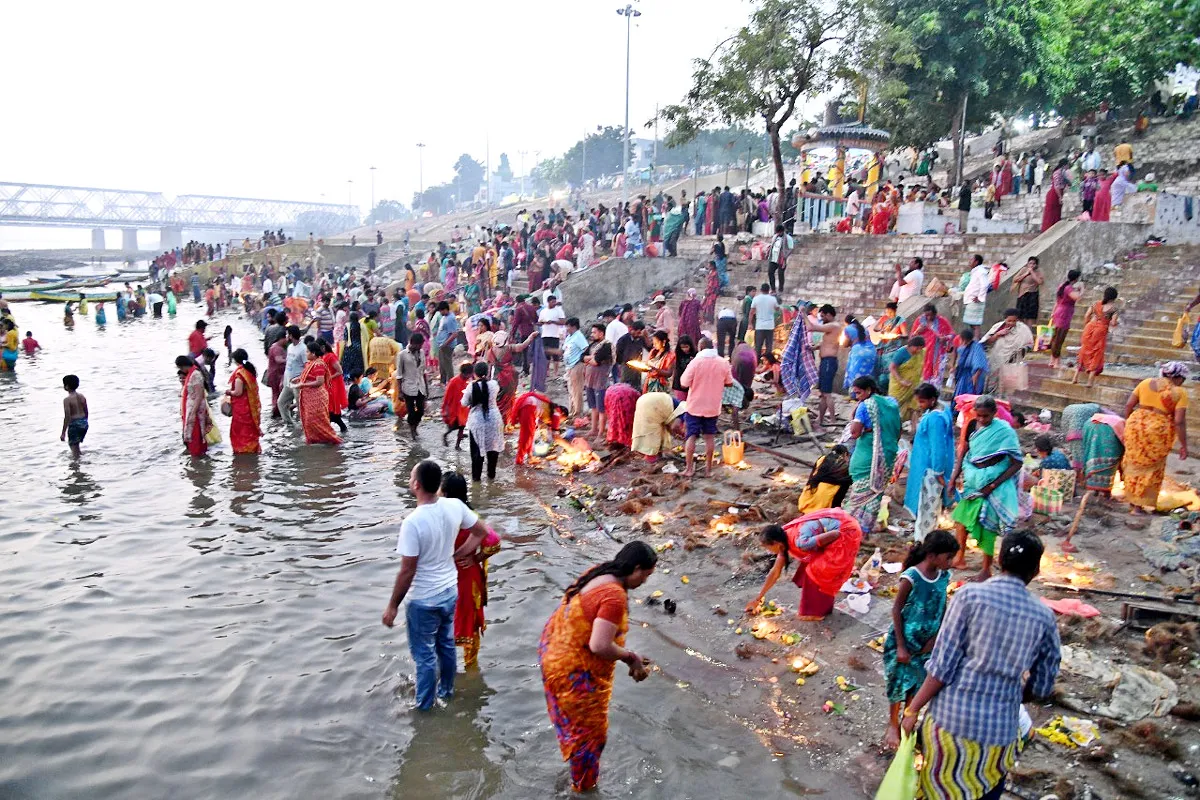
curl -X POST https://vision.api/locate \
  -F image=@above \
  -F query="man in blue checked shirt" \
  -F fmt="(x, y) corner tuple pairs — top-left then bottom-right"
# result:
(901, 530), (1060, 800)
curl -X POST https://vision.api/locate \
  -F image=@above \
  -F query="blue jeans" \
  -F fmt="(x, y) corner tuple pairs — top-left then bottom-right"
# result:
(405, 585), (458, 709)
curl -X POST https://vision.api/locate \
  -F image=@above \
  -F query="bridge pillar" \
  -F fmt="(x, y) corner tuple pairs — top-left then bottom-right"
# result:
(159, 226), (183, 251)
(91, 228), (106, 250)
(121, 228), (139, 252)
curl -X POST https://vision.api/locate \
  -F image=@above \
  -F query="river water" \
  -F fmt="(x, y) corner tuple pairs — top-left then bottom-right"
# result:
(0, 295), (822, 799)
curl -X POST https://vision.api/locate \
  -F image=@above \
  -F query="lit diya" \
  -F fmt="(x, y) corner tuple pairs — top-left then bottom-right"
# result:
(625, 359), (652, 373)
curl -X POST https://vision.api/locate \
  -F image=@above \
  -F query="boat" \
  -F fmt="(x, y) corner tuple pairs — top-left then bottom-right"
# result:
(28, 289), (118, 303)
(0, 280), (74, 301)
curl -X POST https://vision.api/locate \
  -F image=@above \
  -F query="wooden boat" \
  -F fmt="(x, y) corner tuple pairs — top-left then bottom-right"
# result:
(0, 280), (73, 301)
(29, 289), (118, 303)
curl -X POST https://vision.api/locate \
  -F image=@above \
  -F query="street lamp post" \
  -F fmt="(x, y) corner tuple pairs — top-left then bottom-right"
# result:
(617, 4), (641, 212)
(416, 143), (426, 211)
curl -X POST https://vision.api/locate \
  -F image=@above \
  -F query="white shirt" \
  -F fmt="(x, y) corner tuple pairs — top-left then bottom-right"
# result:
(751, 293), (779, 330)
(964, 265), (992, 305)
(896, 268), (925, 302)
(397, 497), (479, 601)
(605, 318), (629, 345)
(284, 342), (307, 382)
(718, 307), (736, 319)
(262, 277), (274, 295)
(539, 305), (566, 339)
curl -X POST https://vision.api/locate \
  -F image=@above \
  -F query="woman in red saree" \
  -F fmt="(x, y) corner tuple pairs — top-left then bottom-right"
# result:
(539, 542), (657, 792)
(1072, 287), (1119, 387)
(869, 194), (891, 235)
(1091, 171), (1116, 222)
(488, 330), (537, 420)
(440, 472), (502, 667)
(293, 342), (342, 445)
(1040, 159), (1070, 231)
(745, 508), (863, 621)
(319, 339), (349, 433)
(226, 349), (262, 454)
(176, 356), (210, 457)
(677, 288), (702, 345)
(700, 262), (720, 324)
(264, 337), (287, 418)
(704, 187), (717, 234)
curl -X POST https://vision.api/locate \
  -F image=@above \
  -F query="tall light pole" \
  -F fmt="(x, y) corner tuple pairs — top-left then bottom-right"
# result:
(518, 149), (529, 198)
(617, 4), (641, 212)
(369, 165), (376, 216)
(416, 143), (426, 211)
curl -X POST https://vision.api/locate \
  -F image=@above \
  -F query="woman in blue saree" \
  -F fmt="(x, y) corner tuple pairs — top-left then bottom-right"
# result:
(842, 319), (877, 391)
(951, 327), (989, 398)
(904, 384), (957, 539)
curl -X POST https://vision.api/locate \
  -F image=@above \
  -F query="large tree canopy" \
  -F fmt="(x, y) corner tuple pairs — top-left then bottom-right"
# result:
(662, 0), (864, 220)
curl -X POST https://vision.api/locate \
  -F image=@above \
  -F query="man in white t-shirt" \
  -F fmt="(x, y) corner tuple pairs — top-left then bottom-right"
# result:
(262, 276), (274, 297)
(749, 282), (779, 360)
(382, 460), (489, 710)
(538, 294), (567, 378)
(890, 257), (925, 303)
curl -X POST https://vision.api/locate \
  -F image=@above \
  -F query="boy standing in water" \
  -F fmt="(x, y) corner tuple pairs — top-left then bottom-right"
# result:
(60, 374), (89, 456)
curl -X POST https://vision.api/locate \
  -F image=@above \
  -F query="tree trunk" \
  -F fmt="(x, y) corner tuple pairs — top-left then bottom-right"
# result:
(948, 106), (962, 187)
(768, 122), (785, 226)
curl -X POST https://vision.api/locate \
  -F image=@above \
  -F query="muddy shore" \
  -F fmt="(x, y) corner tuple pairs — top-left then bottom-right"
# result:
(496, 372), (1200, 799)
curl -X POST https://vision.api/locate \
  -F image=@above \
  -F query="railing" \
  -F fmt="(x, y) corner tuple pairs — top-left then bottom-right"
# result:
(797, 193), (844, 231)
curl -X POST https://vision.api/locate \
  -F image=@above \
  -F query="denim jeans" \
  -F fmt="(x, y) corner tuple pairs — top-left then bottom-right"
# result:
(405, 585), (458, 709)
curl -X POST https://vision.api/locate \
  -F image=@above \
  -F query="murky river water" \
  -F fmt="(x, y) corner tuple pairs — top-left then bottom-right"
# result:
(0, 294), (823, 799)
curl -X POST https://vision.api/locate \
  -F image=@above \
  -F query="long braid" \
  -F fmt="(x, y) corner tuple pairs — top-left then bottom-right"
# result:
(561, 541), (658, 604)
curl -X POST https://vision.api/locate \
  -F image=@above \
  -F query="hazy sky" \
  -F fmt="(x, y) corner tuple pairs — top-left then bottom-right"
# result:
(5, 0), (757, 212)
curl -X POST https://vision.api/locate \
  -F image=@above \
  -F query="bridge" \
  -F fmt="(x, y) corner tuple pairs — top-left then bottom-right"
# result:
(0, 182), (357, 251)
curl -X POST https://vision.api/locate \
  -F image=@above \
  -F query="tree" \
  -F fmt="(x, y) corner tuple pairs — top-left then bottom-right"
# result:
(661, 0), (864, 222)
(453, 154), (485, 200)
(867, 0), (1054, 184)
(496, 153), (513, 183)
(558, 126), (629, 184)
(365, 199), (410, 226)
(1041, 0), (1200, 117)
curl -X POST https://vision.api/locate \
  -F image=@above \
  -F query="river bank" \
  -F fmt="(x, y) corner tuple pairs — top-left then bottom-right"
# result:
(508, 372), (1200, 799)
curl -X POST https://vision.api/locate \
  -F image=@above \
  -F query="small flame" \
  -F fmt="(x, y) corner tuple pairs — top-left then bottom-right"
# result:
(646, 511), (666, 525)
(775, 472), (800, 485)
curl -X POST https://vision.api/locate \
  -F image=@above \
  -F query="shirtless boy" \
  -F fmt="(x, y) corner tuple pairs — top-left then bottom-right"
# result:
(61, 374), (89, 456)
(809, 304), (844, 428)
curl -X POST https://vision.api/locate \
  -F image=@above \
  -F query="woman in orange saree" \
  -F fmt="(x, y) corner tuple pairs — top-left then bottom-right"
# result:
(226, 349), (262, 454)
(1122, 363), (1190, 512)
(1073, 288), (1119, 387)
(440, 473), (502, 667)
(539, 542), (657, 793)
(294, 342), (343, 445)
(176, 356), (210, 457)
(745, 508), (864, 621)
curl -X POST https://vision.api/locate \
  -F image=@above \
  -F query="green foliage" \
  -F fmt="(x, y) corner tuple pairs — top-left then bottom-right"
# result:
(661, 0), (864, 218)
(1042, 0), (1200, 116)
(496, 153), (513, 183)
(365, 199), (409, 225)
(557, 126), (629, 183)
(454, 154), (485, 199)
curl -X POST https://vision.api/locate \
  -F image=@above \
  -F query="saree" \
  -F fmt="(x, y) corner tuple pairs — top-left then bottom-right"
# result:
(1062, 402), (1102, 470)
(539, 583), (628, 792)
(604, 382), (641, 448)
(341, 322), (366, 377)
(783, 508), (864, 617)
(632, 393), (686, 457)
(1041, 184), (1063, 232)
(842, 333), (877, 390)
(322, 352), (348, 415)
(953, 341), (989, 398)
(494, 347), (517, 420)
(1123, 380), (1184, 508)
(951, 419), (1022, 557)
(454, 525), (501, 667)
(297, 360), (342, 445)
(1083, 414), (1125, 494)
(1077, 302), (1113, 374)
(846, 394), (902, 532)
(919, 713), (1019, 800)
(911, 315), (955, 382)
(181, 367), (209, 457)
(780, 313), (820, 400)
(888, 348), (925, 419)
(700, 271), (719, 323)
(797, 450), (851, 512)
(529, 335), (548, 394)
(643, 349), (675, 394)
(228, 367), (262, 454)
(1191, 314), (1200, 362)
(694, 195), (707, 234)
(904, 403), (956, 539)
(677, 299), (702, 345)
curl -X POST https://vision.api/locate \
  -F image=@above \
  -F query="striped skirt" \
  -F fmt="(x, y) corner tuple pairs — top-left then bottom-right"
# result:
(919, 715), (1018, 800)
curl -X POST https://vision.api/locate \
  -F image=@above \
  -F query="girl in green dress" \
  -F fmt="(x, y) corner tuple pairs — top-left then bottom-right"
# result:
(882, 530), (959, 750)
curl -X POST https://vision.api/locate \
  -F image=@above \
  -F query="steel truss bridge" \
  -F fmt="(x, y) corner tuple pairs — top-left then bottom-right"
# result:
(0, 182), (356, 249)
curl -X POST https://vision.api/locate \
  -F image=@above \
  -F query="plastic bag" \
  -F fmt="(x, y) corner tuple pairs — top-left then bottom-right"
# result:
(204, 421), (223, 445)
(874, 731), (918, 800)
(1172, 313), (1189, 348)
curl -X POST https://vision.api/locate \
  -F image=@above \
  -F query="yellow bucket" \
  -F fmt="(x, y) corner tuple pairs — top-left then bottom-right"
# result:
(722, 430), (744, 465)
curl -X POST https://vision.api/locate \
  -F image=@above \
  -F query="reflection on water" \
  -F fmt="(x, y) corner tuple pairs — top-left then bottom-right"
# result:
(0, 297), (814, 800)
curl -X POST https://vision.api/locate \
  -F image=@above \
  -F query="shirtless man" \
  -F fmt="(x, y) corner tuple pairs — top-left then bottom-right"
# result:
(61, 374), (89, 457)
(809, 304), (844, 428)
